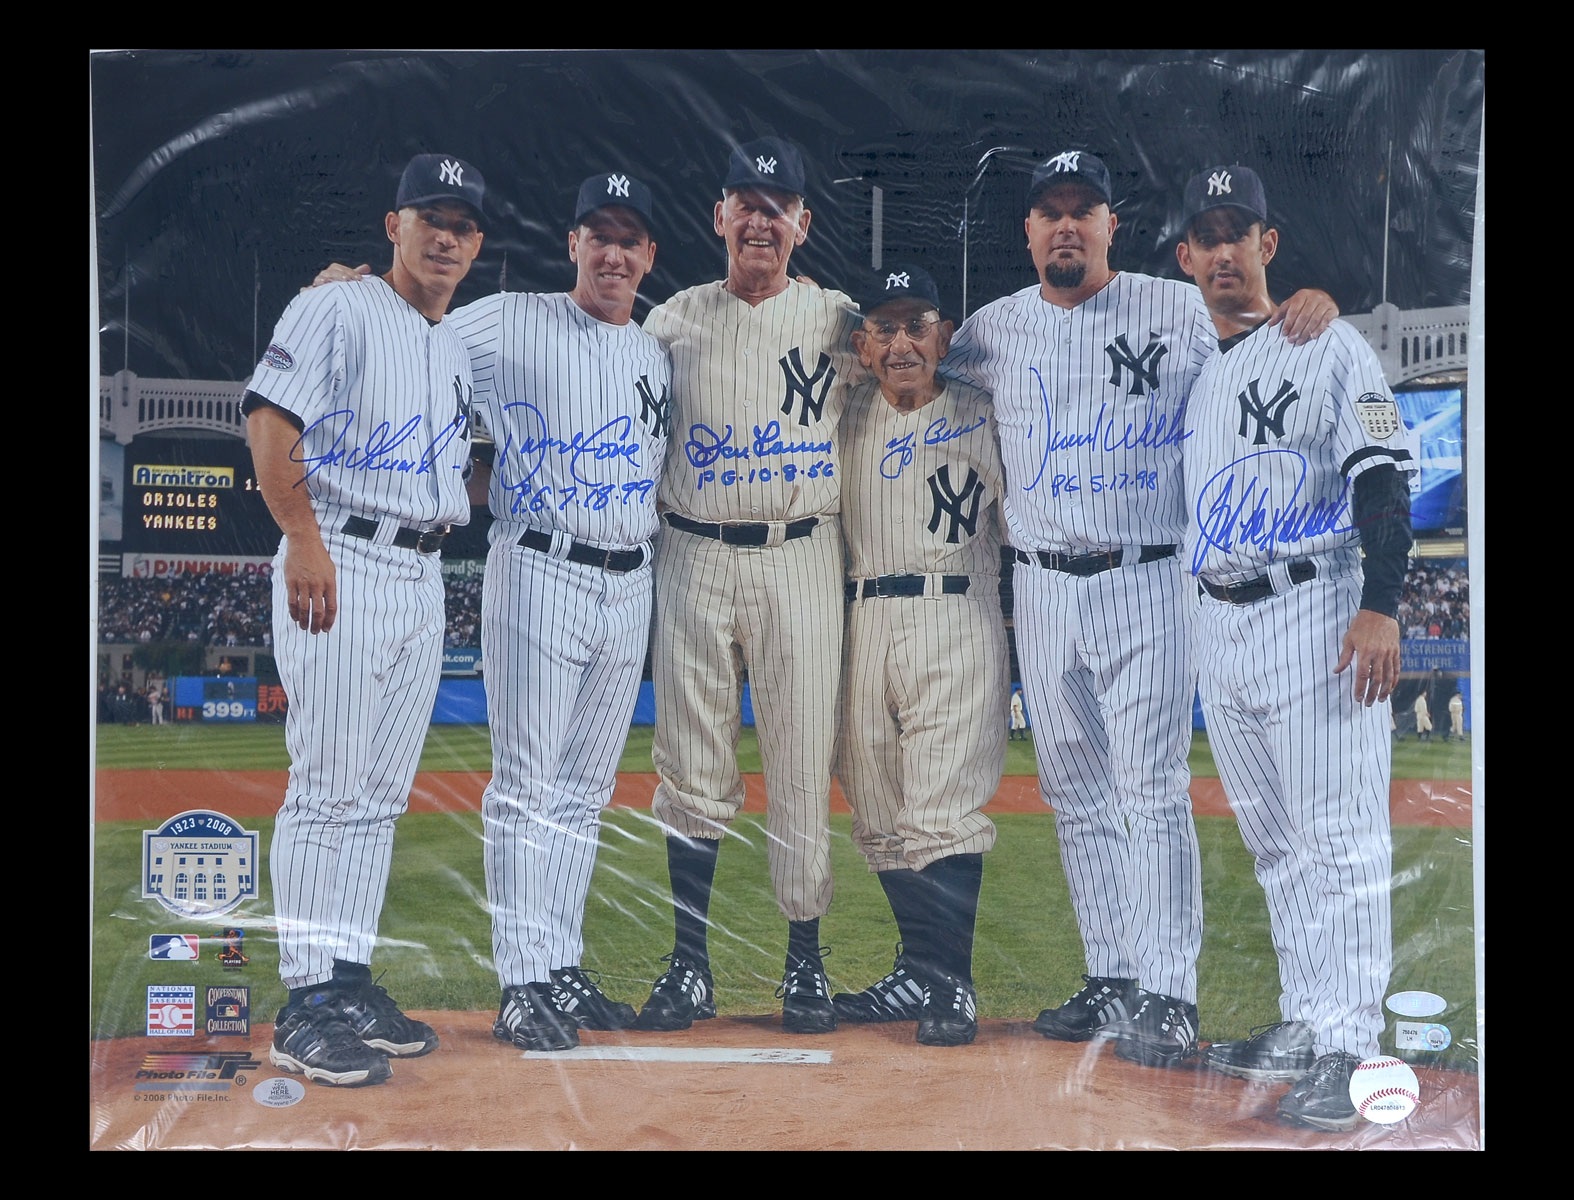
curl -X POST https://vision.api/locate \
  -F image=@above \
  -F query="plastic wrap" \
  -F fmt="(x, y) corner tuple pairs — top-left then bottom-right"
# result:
(90, 49), (1484, 1150)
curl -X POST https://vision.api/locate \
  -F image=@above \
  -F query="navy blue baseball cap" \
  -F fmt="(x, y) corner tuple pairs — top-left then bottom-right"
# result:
(722, 136), (808, 197)
(856, 264), (944, 318)
(1183, 165), (1268, 229)
(1027, 150), (1112, 209)
(573, 171), (655, 231)
(396, 153), (486, 222)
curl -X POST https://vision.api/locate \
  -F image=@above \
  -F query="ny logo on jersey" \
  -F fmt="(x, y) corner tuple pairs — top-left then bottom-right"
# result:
(927, 465), (985, 544)
(885, 271), (911, 290)
(1236, 378), (1299, 445)
(778, 349), (837, 426)
(451, 376), (473, 436)
(756, 155), (777, 174)
(439, 159), (464, 187)
(1048, 150), (1082, 173)
(635, 374), (671, 439)
(1104, 333), (1169, 395)
(1207, 170), (1232, 196)
(607, 174), (631, 197)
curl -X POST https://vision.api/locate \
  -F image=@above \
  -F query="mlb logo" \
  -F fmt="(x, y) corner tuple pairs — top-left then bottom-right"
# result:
(149, 934), (200, 961)
(148, 985), (197, 1037)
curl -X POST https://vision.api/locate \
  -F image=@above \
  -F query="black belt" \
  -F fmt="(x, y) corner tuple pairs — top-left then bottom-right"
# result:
(1013, 544), (1176, 577)
(341, 515), (448, 554)
(1201, 560), (1318, 605)
(846, 574), (973, 600)
(517, 528), (647, 574)
(664, 512), (819, 546)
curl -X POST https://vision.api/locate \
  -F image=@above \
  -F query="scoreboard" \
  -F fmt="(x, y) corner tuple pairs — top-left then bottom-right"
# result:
(122, 437), (280, 555)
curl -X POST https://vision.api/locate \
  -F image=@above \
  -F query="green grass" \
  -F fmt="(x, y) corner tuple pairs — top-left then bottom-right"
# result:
(94, 723), (1476, 781)
(92, 809), (1479, 1070)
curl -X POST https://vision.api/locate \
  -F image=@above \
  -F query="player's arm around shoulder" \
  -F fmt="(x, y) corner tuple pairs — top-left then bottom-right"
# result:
(1268, 286), (1339, 345)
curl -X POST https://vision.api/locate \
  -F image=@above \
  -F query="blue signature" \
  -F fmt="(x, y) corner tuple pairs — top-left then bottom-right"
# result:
(879, 414), (988, 479)
(292, 409), (468, 483)
(1022, 367), (1190, 492)
(685, 420), (833, 469)
(1191, 449), (1352, 574)
(492, 401), (646, 503)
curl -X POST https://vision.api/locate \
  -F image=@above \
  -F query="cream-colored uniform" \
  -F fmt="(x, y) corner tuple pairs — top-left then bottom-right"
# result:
(837, 377), (1008, 872)
(646, 279), (861, 920)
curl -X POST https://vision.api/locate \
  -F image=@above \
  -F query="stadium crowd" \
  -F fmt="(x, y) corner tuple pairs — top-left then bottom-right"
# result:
(99, 567), (487, 649)
(1396, 558), (1470, 640)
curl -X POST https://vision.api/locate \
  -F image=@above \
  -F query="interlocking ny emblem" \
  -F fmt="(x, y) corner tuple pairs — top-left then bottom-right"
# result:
(1236, 378), (1299, 445)
(607, 173), (630, 197)
(757, 155), (777, 174)
(1208, 170), (1232, 196)
(439, 159), (464, 187)
(635, 374), (671, 439)
(927, 465), (985, 543)
(1048, 151), (1082, 173)
(1104, 333), (1168, 396)
(885, 271), (911, 289)
(778, 349), (837, 426)
(452, 376), (473, 434)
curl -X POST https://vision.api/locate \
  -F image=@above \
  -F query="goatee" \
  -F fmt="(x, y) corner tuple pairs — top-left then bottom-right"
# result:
(1044, 261), (1086, 289)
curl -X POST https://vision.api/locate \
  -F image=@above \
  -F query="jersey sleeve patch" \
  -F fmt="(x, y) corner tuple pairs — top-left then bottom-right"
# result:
(261, 343), (296, 372)
(1354, 391), (1400, 440)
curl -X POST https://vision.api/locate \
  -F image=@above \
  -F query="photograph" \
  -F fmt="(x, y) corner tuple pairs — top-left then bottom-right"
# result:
(90, 49), (1484, 1150)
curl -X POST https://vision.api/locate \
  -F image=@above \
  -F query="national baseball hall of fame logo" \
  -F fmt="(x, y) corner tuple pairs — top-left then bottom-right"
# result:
(142, 810), (259, 919)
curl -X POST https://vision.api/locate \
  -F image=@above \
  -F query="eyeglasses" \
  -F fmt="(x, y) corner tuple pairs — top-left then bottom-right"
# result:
(863, 313), (940, 344)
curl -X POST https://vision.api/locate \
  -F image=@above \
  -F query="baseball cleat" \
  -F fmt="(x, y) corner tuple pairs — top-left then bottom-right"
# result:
(777, 952), (836, 1035)
(831, 946), (925, 1023)
(1277, 1052), (1362, 1131)
(551, 966), (638, 1030)
(916, 974), (978, 1047)
(1032, 974), (1136, 1041)
(1113, 991), (1200, 1067)
(337, 976), (440, 1057)
(494, 983), (580, 1052)
(270, 1002), (393, 1088)
(1204, 1021), (1317, 1082)
(633, 954), (717, 1032)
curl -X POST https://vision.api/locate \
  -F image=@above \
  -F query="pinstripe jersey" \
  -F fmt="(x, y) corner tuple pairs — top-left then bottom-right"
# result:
(839, 378), (1003, 580)
(946, 274), (1214, 550)
(248, 277), (474, 529)
(1183, 320), (1419, 585)
(447, 291), (671, 548)
(646, 279), (862, 522)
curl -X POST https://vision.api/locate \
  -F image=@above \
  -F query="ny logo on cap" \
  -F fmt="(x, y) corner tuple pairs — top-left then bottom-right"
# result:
(607, 174), (631, 197)
(757, 155), (777, 174)
(1208, 170), (1232, 196)
(1049, 151), (1082, 173)
(885, 272), (911, 289)
(439, 159), (464, 187)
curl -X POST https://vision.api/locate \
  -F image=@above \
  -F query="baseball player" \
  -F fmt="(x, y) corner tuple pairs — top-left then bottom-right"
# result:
(636, 136), (861, 1035)
(1175, 164), (1416, 1130)
(310, 173), (671, 1053)
(246, 153), (485, 1087)
(453, 173), (670, 1053)
(1413, 690), (1433, 741)
(944, 150), (1336, 1067)
(828, 265), (1006, 1047)
(1448, 690), (1464, 740)
(1009, 688), (1028, 740)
